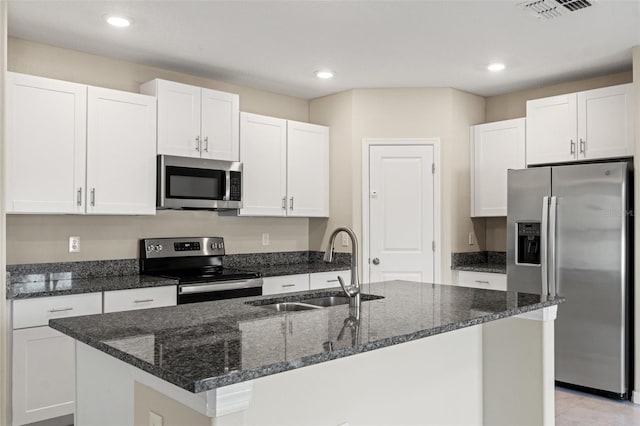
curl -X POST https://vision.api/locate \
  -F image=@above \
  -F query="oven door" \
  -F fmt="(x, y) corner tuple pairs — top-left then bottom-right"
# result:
(158, 155), (242, 209)
(177, 278), (263, 304)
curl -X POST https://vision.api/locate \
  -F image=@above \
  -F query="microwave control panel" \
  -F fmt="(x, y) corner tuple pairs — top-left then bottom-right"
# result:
(230, 171), (242, 201)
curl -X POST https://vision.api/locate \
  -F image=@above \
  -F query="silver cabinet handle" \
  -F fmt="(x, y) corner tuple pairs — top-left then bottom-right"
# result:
(372, 258), (380, 265)
(134, 299), (154, 304)
(474, 280), (490, 284)
(90, 188), (96, 206)
(195, 136), (201, 151)
(282, 196), (286, 210)
(579, 138), (585, 155)
(203, 136), (209, 152)
(570, 140), (575, 156)
(77, 188), (82, 206)
(327, 279), (339, 283)
(49, 307), (73, 313)
(282, 284), (296, 288)
(289, 197), (294, 210)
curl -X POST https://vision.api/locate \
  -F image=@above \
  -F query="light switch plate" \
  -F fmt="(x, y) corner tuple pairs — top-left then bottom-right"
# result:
(262, 233), (270, 246)
(149, 411), (163, 426)
(341, 234), (349, 247)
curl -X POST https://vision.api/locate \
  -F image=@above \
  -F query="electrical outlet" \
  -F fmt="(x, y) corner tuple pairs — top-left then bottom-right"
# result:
(69, 236), (80, 253)
(149, 411), (163, 426)
(468, 232), (475, 246)
(262, 233), (270, 246)
(341, 234), (349, 247)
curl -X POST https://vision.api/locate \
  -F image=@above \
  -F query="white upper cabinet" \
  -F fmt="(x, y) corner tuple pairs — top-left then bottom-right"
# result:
(6, 72), (87, 214)
(239, 113), (288, 216)
(470, 118), (526, 217)
(526, 83), (632, 165)
(287, 121), (330, 217)
(141, 79), (239, 161)
(6, 72), (157, 215)
(86, 87), (157, 215)
(239, 113), (329, 217)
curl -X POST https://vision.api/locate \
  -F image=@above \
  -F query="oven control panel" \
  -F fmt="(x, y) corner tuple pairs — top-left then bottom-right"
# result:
(141, 237), (225, 258)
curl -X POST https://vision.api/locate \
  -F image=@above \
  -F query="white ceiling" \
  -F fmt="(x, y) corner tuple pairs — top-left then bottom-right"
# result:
(8, 0), (640, 100)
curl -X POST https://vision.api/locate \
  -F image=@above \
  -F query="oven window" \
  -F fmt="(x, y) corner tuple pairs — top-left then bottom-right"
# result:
(166, 166), (225, 200)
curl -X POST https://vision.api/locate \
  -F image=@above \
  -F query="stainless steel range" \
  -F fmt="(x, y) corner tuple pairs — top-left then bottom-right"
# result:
(140, 237), (262, 304)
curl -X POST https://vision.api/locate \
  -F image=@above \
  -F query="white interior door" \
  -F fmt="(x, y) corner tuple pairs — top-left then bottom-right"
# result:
(368, 145), (435, 283)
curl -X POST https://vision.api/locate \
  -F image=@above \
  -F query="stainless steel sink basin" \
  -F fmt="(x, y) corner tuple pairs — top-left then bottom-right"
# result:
(302, 296), (351, 307)
(260, 302), (321, 312)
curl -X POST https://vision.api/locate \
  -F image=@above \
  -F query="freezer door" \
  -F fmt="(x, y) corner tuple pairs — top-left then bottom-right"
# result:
(507, 167), (551, 294)
(553, 162), (629, 395)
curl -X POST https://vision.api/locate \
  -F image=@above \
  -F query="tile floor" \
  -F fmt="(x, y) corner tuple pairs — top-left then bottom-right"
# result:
(556, 387), (640, 426)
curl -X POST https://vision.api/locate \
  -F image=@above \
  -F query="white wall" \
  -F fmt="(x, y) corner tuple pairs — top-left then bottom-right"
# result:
(6, 38), (312, 264)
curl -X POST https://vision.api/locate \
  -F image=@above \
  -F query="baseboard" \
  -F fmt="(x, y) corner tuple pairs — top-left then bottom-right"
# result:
(632, 390), (640, 404)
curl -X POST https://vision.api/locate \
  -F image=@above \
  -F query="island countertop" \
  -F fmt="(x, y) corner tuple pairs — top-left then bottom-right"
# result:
(49, 281), (562, 393)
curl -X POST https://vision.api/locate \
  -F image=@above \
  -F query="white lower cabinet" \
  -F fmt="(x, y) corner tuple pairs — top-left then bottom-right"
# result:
(309, 270), (352, 290)
(11, 293), (102, 426)
(262, 274), (309, 295)
(103, 286), (177, 313)
(454, 271), (506, 291)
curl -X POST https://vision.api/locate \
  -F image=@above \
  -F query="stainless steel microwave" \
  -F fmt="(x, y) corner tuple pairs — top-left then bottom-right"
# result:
(157, 155), (242, 210)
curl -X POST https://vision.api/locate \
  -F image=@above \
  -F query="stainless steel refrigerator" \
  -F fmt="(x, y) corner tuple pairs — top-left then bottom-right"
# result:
(507, 161), (632, 398)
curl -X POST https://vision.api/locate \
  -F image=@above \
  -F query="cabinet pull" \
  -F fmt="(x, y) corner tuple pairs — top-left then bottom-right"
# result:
(282, 284), (296, 288)
(203, 136), (209, 152)
(475, 280), (490, 284)
(49, 307), (73, 313)
(570, 140), (575, 155)
(195, 136), (201, 151)
(90, 188), (96, 206)
(77, 188), (82, 206)
(134, 299), (155, 303)
(290, 197), (294, 210)
(282, 197), (286, 210)
(579, 138), (585, 155)
(327, 279), (339, 283)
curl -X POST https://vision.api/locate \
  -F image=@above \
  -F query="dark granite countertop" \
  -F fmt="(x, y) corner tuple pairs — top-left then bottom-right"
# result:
(8, 274), (178, 299)
(49, 281), (562, 393)
(451, 251), (506, 274)
(453, 264), (506, 274)
(257, 261), (351, 277)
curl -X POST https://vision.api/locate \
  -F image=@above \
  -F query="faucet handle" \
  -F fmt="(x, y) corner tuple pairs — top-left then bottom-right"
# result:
(338, 276), (359, 297)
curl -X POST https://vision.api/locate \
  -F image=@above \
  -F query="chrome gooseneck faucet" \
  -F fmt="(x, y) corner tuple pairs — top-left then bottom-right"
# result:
(323, 226), (360, 308)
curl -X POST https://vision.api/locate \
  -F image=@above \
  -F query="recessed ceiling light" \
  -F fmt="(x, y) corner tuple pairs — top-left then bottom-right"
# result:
(105, 15), (132, 28)
(487, 63), (506, 72)
(315, 70), (334, 79)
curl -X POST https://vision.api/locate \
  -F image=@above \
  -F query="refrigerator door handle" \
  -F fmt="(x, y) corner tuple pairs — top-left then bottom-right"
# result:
(548, 196), (558, 297)
(541, 196), (549, 296)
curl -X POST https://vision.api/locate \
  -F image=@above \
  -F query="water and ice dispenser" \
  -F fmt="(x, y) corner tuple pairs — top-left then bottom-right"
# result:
(516, 222), (541, 265)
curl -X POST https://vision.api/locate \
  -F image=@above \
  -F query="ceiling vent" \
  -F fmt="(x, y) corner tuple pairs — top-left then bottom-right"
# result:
(519, 0), (595, 19)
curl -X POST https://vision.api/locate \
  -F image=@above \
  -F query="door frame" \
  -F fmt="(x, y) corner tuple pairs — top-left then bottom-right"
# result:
(361, 138), (442, 284)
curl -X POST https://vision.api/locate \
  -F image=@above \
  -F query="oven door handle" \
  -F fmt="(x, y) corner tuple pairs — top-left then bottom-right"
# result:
(179, 278), (262, 295)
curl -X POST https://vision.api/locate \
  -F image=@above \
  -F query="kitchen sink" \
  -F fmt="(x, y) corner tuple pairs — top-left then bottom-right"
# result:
(260, 302), (321, 312)
(301, 296), (351, 307)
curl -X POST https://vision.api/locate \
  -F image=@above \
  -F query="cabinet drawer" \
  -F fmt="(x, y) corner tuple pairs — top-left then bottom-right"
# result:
(262, 274), (309, 295)
(13, 292), (103, 329)
(309, 270), (351, 290)
(456, 271), (506, 291)
(103, 286), (177, 313)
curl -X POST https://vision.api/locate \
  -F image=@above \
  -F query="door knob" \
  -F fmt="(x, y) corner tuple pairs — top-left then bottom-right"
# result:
(372, 258), (380, 265)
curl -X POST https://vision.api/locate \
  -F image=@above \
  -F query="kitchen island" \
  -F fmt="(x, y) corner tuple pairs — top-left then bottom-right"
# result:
(50, 280), (562, 426)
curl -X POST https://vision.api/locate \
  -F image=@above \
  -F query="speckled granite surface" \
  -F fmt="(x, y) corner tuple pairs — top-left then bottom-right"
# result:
(49, 281), (562, 393)
(225, 251), (351, 277)
(451, 251), (506, 274)
(7, 259), (139, 278)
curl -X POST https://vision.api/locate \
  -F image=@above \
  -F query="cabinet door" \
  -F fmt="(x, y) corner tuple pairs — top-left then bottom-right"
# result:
(455, 271), (506, 291)
(239, 113), (287, 216)
(526, 94), (577, 165)
(309, 270), (351, 290)
(286, 121), (330, 217)
(103, 286), (177, 313)
(201, 88), (239, 161)
(86, 87), (157, 214)
(578, 84), (633, 160)
(12, 326), (75, 425)
(262, 274), (309, 295)
(6, 72), (86, 214)
(471, 118), (526, 217)
(155, 80), (201, 158)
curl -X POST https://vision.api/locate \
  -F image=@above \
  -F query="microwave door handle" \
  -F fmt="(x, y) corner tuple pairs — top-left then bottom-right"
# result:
(548, 196), (557, 297)
(541, 196), (549, 296)
(224, 170), (231, 201)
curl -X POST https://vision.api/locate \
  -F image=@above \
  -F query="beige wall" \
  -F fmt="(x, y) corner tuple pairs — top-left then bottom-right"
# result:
(483, 70), (634, 252)
(6, 38), (311, 264)
(310, 88), (486, 283)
